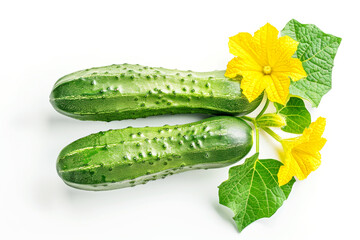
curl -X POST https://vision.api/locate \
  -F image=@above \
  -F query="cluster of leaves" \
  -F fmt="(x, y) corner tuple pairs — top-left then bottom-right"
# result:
(218, 19), (341, 232)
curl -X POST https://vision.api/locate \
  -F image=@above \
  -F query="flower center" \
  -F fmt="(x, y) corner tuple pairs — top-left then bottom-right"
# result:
(263, 66), (272, 75)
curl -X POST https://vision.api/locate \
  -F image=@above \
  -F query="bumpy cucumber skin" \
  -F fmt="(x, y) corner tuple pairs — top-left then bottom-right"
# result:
(57, 116), (253, 191)
(50, 64), (263, 121)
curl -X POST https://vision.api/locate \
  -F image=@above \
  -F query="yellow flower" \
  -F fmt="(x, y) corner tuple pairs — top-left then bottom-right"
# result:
(225, 23), (307, 105)
(278, 117), (327, 186)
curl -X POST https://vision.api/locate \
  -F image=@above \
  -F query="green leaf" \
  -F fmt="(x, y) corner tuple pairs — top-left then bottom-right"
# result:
(218, 153), (295, 232)
(256, 113), (286, 128)
(281, 19), (341, 107)
(274, 97), (311, 134)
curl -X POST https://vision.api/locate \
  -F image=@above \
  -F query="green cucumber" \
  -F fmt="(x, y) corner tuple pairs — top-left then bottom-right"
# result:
(50, 64), (262, 121)
(57, 116), (253, 191)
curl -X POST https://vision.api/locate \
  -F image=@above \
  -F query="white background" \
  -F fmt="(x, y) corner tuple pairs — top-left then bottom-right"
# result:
(1, 0), (359, 239)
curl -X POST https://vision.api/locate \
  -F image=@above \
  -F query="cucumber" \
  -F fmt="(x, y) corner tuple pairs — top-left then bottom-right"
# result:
(57, 116), (253, 191)
(50, 64), (262, 121)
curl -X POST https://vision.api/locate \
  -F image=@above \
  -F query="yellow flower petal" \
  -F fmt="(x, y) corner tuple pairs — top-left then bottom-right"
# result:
(265, 73), (290, 105)
(303, 117), (326, 139)
(278, 117), (327, 186)
(225, 56), (262, 79)
(225, 57), (242, 79)
(229, 32), (266, 68)
(273, 58), (307, 82)
(240, 72), (268, 102)
(270, 35), (299, 66)
(253, 23), (279, 64)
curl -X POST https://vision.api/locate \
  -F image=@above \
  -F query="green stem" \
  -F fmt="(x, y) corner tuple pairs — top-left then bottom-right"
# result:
(255, 123), (260, 153)
(241, 116), (255, 124)
(262, 127), (283, 142)
(256, 98), (269, 119)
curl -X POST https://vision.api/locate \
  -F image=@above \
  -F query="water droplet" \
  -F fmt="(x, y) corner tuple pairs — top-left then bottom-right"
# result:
(178, 140), (183, 145)
(192, 79), (196, 83)
(190, 89), (195, 93)
(140, 103), (145, 107)
(136, 143), (141, 147)
(163, 162), (168, 165)
(108, 167), (112, 171)
(134, 97), (139, 101)
(91, 80), (97, 85)
(187, 74), (192, 77)
(182, 87), (187, 92)
(205, 83), (210, 88)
